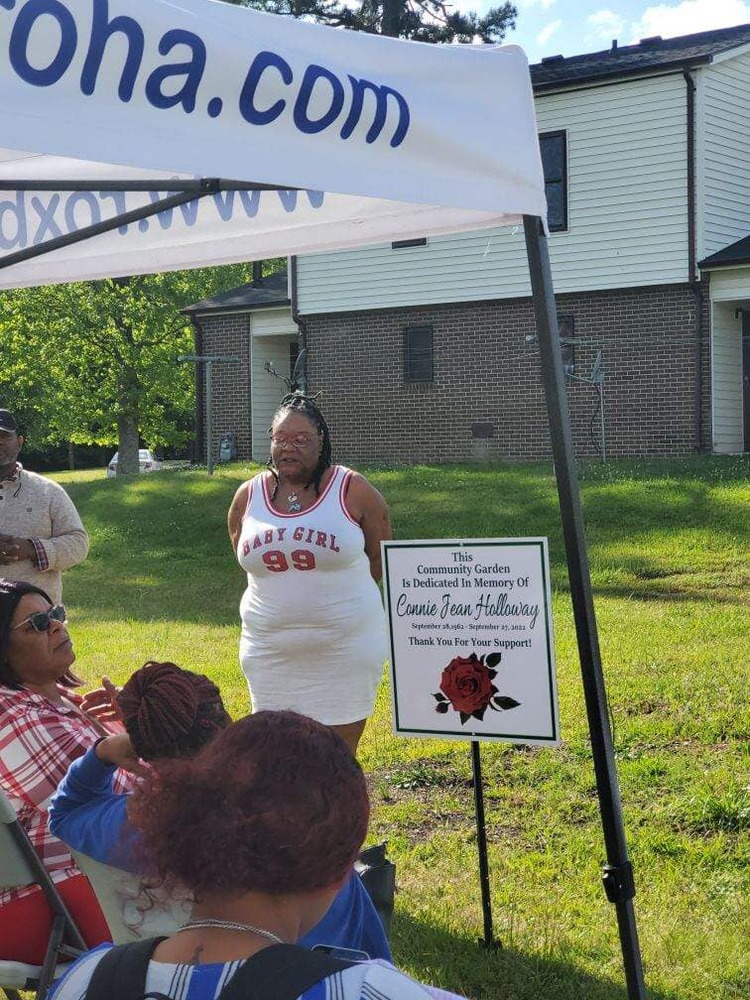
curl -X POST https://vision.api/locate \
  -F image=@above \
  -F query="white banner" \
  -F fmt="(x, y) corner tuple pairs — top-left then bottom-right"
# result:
(0, 0), (546, 287)
(0, 153), (520, 288)
(382, 538), (559, 745)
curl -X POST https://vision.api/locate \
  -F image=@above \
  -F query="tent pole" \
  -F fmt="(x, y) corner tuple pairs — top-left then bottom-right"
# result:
(0, 189), (215, 272)
(0, 179), (297, 274)
(522, 215), (646, 1000)
(0, 179), (295, 193)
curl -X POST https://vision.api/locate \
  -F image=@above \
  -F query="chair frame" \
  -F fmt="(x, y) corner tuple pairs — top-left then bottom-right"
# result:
(1, 793), (86, 1000)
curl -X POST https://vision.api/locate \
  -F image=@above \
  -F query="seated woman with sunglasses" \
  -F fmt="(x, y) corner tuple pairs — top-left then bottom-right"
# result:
(0, 579), (133, 965)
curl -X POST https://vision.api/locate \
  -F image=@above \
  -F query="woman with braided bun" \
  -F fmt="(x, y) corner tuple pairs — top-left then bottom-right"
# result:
(49, 661), (231, 869)
(228, 392), (392, 754)
(117, 660), (229, 760)
(49, 661), (392, 960)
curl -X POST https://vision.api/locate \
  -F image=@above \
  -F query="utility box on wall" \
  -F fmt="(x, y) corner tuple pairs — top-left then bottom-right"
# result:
(469, 422), (498, 463)
(219, 431), (237, 463)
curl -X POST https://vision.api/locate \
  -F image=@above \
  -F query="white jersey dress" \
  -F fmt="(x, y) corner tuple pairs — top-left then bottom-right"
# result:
(237, 466), (387, 725)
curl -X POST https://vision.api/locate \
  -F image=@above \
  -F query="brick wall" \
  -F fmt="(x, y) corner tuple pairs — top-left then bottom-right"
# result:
(302, 283), (707, 464)
(197, 283), (712, 465)
(193, 314), (252, 462)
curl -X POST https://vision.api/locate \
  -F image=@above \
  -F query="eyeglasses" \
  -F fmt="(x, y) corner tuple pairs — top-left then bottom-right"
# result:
(269, 433), (317, 449)
(12, 604), (68, 633)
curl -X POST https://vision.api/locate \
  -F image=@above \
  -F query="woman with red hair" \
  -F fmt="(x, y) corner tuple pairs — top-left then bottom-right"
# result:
(49, 662), (391, 960)
(51, 711), (464, 1000)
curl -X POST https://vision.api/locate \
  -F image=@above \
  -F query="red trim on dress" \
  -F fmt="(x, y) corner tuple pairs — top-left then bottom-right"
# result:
(339, 469), (359, 526)
(244, 478), (255, 517)
(260, 466), (340, 518)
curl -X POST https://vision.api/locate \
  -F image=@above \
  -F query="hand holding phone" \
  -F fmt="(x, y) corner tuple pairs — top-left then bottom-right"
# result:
(311, 944), (370, 962)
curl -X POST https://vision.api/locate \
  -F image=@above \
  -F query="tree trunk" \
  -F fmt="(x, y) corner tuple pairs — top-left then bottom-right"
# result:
(381, 0), (402, 36)
(112, 280), (141, 476)
(67, 441), (76, 471)
(117, 413), (140, 475)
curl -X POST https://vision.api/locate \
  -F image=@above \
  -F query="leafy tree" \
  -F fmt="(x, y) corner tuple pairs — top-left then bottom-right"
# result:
(223, 0), (517, 44)
(0, 265), (261, 474)
(0, 0), (518, 472)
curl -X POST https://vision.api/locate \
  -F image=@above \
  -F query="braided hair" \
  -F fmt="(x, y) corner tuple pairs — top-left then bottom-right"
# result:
(118, 661), (230, 761)
(268, 391), (332, 499)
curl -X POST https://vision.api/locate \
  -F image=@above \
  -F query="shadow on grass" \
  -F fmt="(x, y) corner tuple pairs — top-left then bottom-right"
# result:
(62, 470), (247, 624)
(58, 459), (748, 623)
(391, 910), (676, 1000)
(591, 584), (748, 606)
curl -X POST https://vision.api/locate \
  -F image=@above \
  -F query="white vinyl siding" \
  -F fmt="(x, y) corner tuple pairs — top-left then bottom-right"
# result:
(707, 269), (747, 453)
(297, 74), (688, 315)
(707, 267), (750, 301)
(251, 308), (297, 338)
(250, 308), (297, 462)
(697, 51), (750, 260)
(710, 302), (744, 452)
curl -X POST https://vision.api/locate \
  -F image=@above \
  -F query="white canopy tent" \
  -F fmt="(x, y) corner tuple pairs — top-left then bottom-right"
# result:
(0, 2), (645, 996)
(0, 0), (545, 286)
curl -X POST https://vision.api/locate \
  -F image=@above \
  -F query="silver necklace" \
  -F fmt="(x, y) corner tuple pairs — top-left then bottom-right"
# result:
(178, 918), (284, 944)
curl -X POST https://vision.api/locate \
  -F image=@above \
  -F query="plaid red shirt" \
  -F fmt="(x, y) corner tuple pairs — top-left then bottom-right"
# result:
(0, 685), (134, 904)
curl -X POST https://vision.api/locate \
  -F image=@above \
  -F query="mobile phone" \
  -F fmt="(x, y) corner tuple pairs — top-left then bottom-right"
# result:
(311, 944), (370, 962)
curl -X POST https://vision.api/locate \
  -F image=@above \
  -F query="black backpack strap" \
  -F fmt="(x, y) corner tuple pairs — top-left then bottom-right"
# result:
(219, 943), (354, 1000)
(84, 937), (168, 1000)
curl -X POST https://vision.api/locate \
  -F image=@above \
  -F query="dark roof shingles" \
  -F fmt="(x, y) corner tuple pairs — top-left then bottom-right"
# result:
(698, 235), (750, 269)
(182, 271), (289, 314)
(531, 23), (750, 89)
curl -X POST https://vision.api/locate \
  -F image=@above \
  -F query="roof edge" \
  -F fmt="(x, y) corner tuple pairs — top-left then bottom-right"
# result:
(698, 257), (750, 270)
(181, 297), (290, 316)
(532, 54), (713, 93)
(698, 235), (750, 270)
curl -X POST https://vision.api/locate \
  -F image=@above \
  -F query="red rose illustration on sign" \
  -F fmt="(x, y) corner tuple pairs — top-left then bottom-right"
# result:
(433, 652), (520, 725)
(439, 655), (494, 714)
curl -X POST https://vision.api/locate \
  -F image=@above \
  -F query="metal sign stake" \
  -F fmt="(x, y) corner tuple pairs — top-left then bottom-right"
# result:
(471, 740), (500, 950)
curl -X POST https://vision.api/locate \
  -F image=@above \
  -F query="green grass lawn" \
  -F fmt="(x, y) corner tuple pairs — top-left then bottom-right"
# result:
(50, 456), (749, 1000)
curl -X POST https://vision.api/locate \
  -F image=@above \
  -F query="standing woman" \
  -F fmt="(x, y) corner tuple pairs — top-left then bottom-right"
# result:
(228, 393), (391, 753)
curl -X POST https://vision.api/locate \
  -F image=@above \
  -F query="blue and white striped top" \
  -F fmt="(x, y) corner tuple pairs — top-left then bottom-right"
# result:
(50, 945), (465, 1000)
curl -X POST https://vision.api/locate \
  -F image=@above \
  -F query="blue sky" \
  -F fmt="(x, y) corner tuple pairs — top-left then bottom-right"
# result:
(459, 0), (750, 64)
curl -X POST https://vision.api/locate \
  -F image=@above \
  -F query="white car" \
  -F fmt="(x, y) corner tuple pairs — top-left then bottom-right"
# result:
(106, 449), (163, 477)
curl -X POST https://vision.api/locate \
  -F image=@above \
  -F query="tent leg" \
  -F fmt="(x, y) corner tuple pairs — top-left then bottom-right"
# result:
(522, 215), (646, 1000)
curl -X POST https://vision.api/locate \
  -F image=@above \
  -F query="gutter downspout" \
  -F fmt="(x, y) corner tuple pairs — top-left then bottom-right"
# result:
(684, 68), (703, 452)
(188, 316), (205, 463)
(289, 255), (309, 391)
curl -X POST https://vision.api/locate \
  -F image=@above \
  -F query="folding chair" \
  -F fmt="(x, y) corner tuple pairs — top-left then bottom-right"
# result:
(71, 850), (189, 944)
(0, 790), (86, 1000)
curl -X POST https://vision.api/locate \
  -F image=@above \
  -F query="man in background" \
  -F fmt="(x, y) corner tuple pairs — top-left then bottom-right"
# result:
(0, 409), (89, 603)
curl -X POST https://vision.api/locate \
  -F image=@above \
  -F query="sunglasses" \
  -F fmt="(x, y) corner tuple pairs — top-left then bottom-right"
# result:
(12, 604), (68, 633)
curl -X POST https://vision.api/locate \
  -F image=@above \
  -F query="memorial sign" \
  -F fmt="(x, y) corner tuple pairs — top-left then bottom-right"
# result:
(382, 538), (559, 745)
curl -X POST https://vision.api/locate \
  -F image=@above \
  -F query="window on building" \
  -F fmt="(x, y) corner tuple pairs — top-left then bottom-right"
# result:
(392, 237), (427, 249)
(404, 325), (434, 382)
(558, 315), (575, 373)
(289, 341), (299, 379)
(539, 131), (567, 232)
